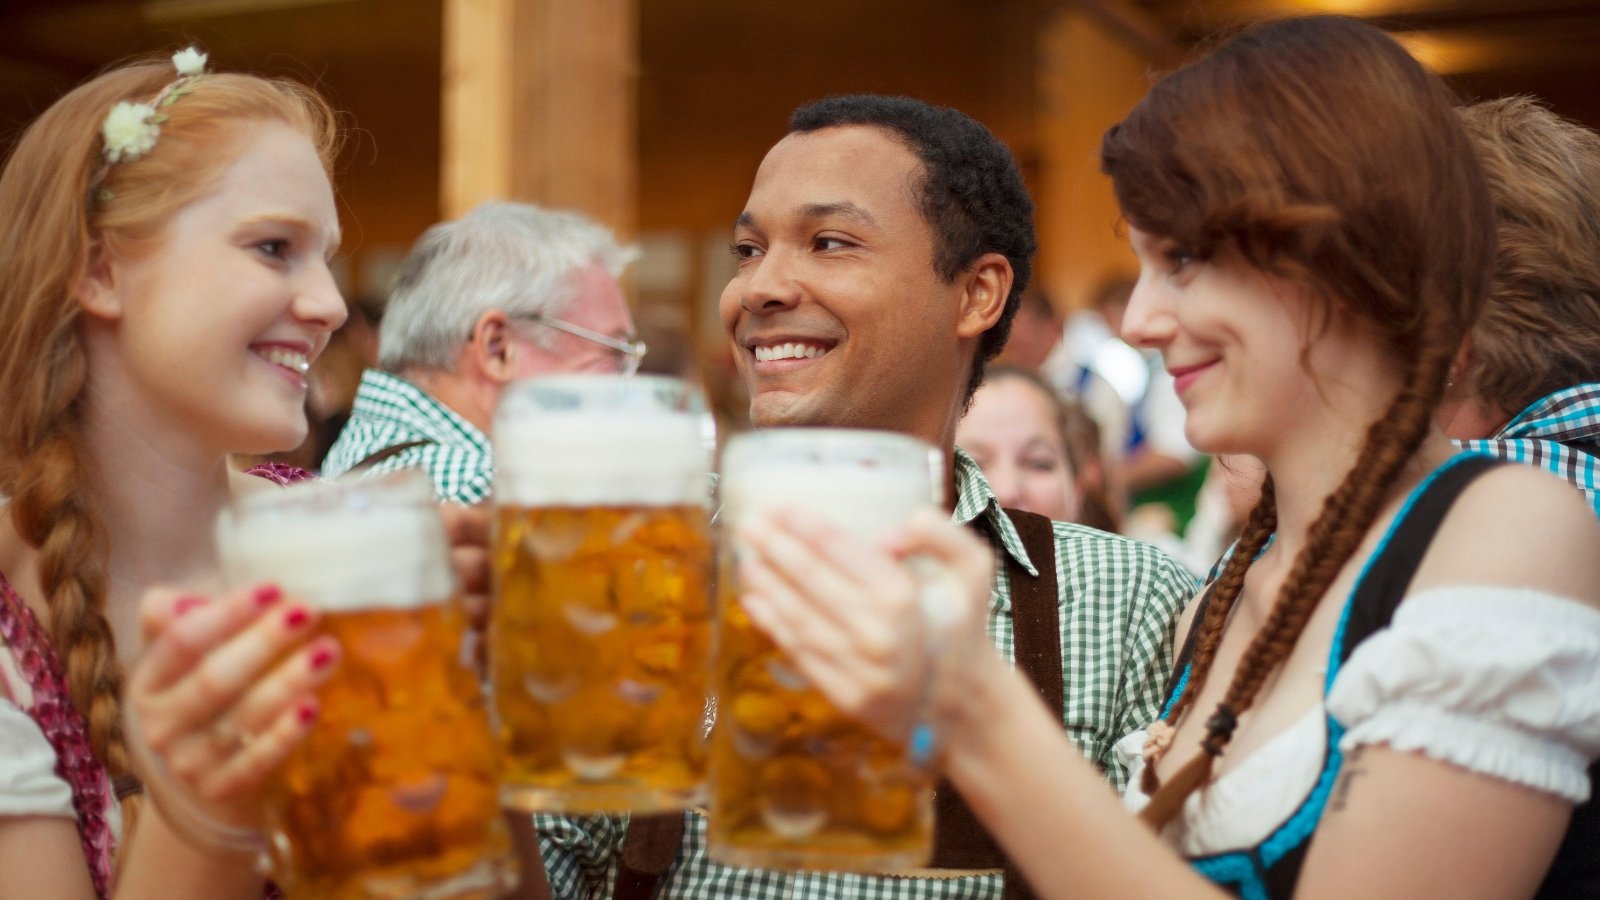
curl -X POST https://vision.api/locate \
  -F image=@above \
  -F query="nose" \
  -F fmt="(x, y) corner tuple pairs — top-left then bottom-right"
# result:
(985, 460), (1023, 509)
(739, 247), (801, 316)
(1119, 273), (1173, 349)
(296, 260), (348, 335)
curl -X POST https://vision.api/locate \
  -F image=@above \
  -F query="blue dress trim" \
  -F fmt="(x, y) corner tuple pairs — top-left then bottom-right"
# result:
(1156, 452), (1487, 897)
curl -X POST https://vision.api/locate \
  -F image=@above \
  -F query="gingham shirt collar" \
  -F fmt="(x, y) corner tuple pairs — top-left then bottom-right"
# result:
(950, 448), (1040, 580)
(1460, 382), (1600, 518)
(319, 369), (494, 503)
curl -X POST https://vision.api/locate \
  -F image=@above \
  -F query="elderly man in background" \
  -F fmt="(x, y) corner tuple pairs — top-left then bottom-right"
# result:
(322, 200), (643, 501)
(1443, 97), (1600, 517)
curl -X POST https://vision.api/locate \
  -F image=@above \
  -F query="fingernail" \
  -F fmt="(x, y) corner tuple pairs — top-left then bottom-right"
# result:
(309, 644), (337, 670)
(173, 595), (206, 616)
(253, 584), (283, 608)
(297, 701), (319, 725)
(283, 606), (312, 630)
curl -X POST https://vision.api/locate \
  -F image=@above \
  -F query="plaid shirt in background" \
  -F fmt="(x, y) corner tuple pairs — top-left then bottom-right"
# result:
(539, 450), (1195, 900)
(1460, 383), (1600, 518)
(321, 369), (494, 503)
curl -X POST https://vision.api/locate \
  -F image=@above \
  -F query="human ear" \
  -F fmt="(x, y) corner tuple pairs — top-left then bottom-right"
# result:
(470, 310), (516, 384)
(76, 240), (124, 321)
(955, 252), (1013, 340)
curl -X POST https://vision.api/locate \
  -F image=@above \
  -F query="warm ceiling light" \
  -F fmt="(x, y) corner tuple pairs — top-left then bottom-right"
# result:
(1390, 31), (1503, 75)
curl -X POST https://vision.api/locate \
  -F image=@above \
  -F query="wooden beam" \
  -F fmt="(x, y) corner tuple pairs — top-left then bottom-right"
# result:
(441, 0), (637, 235)
(1067, 0), (1185, 67)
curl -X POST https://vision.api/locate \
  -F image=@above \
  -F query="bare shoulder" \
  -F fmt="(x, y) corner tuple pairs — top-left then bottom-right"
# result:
(1415, 463), (1600, 609)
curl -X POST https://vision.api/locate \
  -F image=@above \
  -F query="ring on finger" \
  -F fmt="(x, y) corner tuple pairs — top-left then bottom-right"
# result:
(207, 717), (254, 754)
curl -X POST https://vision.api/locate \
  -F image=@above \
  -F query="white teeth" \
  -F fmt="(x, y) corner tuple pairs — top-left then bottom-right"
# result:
(256, 347), (310, 375)
(754, 342), (828, 362)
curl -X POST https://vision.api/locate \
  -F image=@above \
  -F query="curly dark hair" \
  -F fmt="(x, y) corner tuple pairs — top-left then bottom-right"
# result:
(789, 95), (1037, 404)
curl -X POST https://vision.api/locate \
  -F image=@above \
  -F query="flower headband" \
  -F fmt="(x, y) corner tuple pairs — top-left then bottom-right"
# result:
(92, 48), (208, 200)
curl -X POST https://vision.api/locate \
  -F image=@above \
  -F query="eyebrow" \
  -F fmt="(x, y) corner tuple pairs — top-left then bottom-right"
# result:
(241, 213), (342, 257)
(732, 201), (878, 232)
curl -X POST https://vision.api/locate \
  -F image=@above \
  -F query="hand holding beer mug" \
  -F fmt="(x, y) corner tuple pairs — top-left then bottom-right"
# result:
(490, 375), (714, 813)
(217, 472), (515, 899)
(710, 429), (945, 872)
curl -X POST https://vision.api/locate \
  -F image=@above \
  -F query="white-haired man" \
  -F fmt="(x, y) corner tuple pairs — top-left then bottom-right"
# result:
(323, 201), (643, 501)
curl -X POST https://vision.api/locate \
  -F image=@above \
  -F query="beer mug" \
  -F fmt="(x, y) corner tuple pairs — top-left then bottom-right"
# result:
(216, 471), (515, 900)
(709, 428), (943, 872)
(490, 375), (714, 813)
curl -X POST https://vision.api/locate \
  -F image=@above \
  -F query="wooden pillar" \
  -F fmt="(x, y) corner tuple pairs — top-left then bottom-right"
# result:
(441, 0), (637, 236)
(1033, 6), (1163, 311)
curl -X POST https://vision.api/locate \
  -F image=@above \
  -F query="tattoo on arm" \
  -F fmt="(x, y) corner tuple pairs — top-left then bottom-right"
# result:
(1328, 747), (1366, 813)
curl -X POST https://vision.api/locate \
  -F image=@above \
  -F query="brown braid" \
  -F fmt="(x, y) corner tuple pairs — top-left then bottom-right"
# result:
(1138, 335), (1452, 829)
(1139, 475), (1276, 796)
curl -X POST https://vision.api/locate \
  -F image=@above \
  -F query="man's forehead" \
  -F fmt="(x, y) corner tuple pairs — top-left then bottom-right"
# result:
(737, 126), (923, 228)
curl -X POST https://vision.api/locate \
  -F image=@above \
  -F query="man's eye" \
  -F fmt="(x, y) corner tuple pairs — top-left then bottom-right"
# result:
(1023, 458), (1060, 473)
(729, 242), (762, 261)
(816, 236), (851, 251)
(258, 239), (290, 259)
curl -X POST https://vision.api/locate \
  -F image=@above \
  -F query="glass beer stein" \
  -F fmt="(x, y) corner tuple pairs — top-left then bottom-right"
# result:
(709, 428), (944, 872)
(490, 375), (714, 813)
(216, 471), (515, 900)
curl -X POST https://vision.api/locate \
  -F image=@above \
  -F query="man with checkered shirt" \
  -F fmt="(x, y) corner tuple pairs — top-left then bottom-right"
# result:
(531, 94), (1194, 900)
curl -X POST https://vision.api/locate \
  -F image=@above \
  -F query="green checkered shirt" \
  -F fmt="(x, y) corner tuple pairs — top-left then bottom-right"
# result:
(321, 369), (494, 503)
(538, 450), (1195, 899)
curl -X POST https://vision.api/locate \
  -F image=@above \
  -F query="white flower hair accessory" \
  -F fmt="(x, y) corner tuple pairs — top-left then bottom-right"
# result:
(101, 101), (161, 163)
(96, 46), (211, 170)
(172, 47), (208, 77)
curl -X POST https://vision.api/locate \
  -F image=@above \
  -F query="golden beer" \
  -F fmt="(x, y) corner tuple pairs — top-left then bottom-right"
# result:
(219, 473), (516, 900)
(709, 429), (941, 872)
(490, 376), (714, 813)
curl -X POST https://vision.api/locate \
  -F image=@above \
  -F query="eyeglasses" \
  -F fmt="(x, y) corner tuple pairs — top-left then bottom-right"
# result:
(512, 313), (648, 376)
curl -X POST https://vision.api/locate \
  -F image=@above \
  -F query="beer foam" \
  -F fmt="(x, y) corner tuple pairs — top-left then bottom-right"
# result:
(493, 413), (710, 508)
(721, 462), (936, 540)
(218, 505), (454, 612)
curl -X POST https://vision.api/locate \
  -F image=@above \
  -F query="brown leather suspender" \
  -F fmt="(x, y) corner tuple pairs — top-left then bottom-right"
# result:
(610, 508), (1062, 900)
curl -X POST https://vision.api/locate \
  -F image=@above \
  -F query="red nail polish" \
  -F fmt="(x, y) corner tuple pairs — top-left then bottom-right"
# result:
(283, 606), (311, 629)
(253, 584), (283, 608)
(173, 595), (206, 616)
(309, 645), (337, 670)
(297, 701), (319, 725)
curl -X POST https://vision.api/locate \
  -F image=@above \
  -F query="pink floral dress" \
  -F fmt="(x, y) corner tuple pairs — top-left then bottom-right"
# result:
(0, 464), (310, 898)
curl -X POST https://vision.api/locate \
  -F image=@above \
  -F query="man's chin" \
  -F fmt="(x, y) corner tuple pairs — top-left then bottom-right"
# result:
(748, 393), (833, 429)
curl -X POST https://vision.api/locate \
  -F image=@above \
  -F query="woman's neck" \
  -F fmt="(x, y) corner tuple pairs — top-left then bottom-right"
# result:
(80, 398), (236, 664)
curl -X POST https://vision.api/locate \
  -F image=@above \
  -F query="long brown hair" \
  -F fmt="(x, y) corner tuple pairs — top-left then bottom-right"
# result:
(1099, 16), (1495, 825)
(0, 55), (339, 846)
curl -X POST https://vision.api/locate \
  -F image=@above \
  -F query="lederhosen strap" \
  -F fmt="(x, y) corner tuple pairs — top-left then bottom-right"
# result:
(928, 508), (1060, 900)
(345, 439), (433, 475)
(613, 508), (1063, 900)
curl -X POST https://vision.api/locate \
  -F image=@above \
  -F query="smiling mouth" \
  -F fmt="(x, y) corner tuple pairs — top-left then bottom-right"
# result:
(253, 346), (310, 375)
(753, 341), (832, 362)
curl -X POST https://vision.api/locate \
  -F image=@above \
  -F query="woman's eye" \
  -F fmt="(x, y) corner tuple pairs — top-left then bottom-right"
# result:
(729, 242), (763, 261)
(1023, 457), (1060, 473)
(257, 239), (290, 260)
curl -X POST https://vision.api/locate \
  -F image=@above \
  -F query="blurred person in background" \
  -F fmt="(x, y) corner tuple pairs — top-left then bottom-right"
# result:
(957, 365), (1120, 532)
(1444, 96), (1600, 518)
(321, 201), (640, 503)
